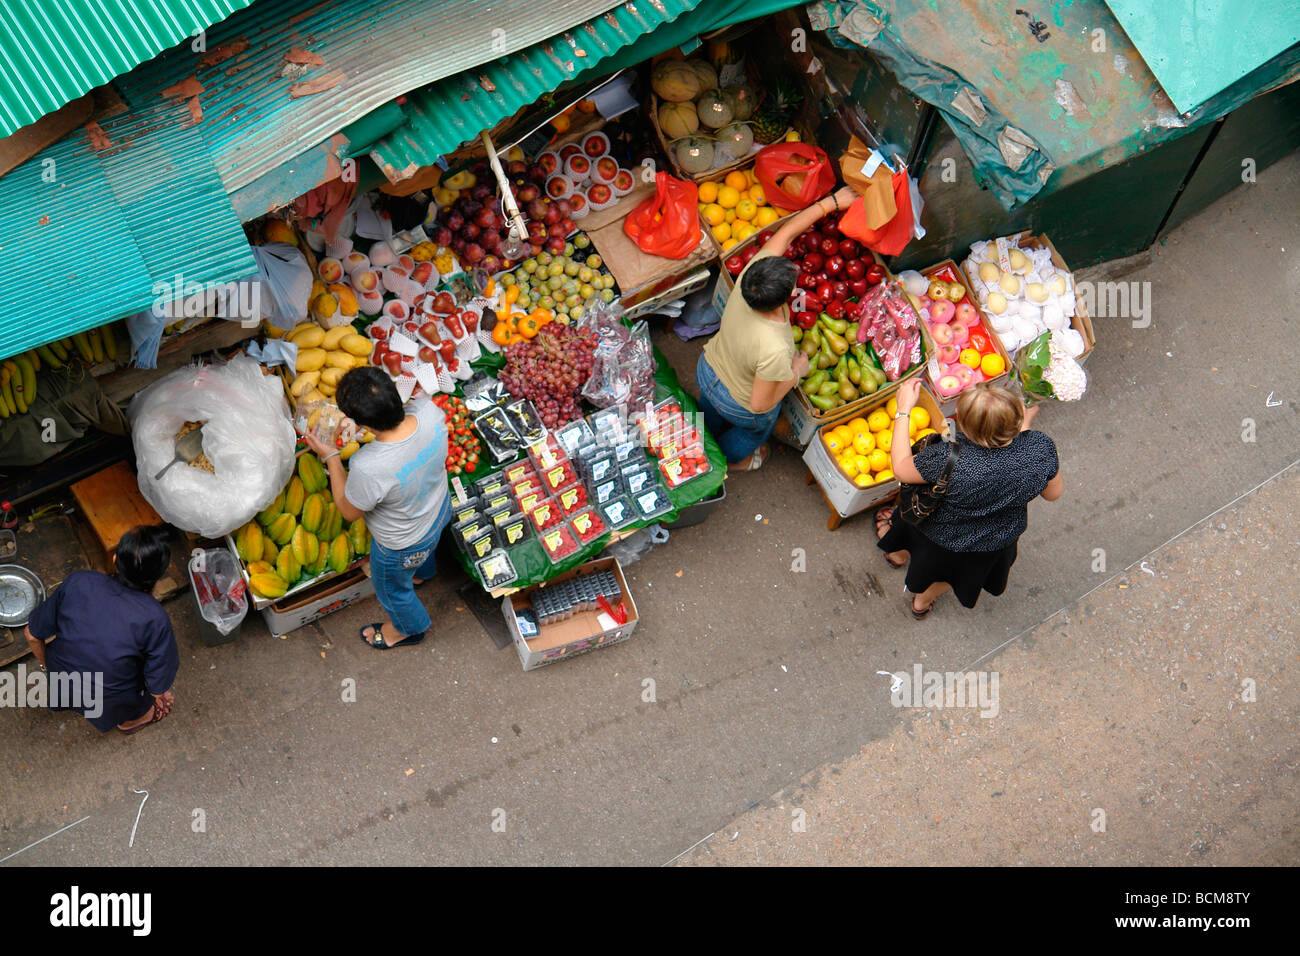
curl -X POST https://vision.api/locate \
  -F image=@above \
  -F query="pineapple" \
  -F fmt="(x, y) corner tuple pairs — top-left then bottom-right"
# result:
(752, 77), (802, 144)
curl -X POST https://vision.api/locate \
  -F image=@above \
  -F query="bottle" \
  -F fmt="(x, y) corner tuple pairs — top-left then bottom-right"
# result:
(0, 501), (17, 531)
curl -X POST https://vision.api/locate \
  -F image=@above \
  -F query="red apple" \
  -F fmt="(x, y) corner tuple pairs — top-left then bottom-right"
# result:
(802, 251), (824, 272)
(838, 239), (861, 259)
(930, 323), (954, 345)
(831, 281), (849, 301)
(826, 255), (845, 277)
(848, 278), (868, 297)
(588, 183), (612, 204)
(726, 255), (744, 276)
(825, 300), (845, 319)
(935, 374), (963, 397)
(866, 263), (886, 285)
(741, 246), (760, 264)
(820, 237), (839, 257)
(845, 259), (866, 280)
(796, 272), (818, 290)
(815, 282), (835, 303)
(757, 231), (775, 245)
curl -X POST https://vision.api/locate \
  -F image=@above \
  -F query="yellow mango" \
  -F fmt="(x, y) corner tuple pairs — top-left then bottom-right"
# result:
(295, 348), (326, 372)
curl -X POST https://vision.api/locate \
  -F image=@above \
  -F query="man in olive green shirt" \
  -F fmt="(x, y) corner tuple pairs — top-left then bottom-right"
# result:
(697, 185), (857, 470)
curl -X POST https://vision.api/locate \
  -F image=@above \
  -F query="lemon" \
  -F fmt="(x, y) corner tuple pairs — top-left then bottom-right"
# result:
(702, 203), (725, 226)
(732, 222), (755, 242)
(866, 409), (890, 432)
(824, 433), (844, 453)
(852, 432), (875, 455)
(716, 185), (741, 209)
(735, 199), (758, 221)
(724, 170), (749, 191)
(875, 468), (894, 483)
(755, 207), (780, 227)
(847, 417), (870, 436)
(698, 181), (719, 204)
(875, 428), (893, 452)
(854, 473), (874, 488)
(749, 184), (767, 205)
(832, 424), (853, 444)
(839, 456), (859, 478)
(854, 454), (872, 474)
(711, 222), (732, 242)
(909, 407), (930, 430)
(886, 397), (898, 418)
(868, 449), (890, 473)
(725, 209), (736, 223)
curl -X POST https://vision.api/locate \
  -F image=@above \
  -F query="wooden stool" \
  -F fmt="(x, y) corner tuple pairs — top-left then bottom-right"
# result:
(70, 462), (163, 559)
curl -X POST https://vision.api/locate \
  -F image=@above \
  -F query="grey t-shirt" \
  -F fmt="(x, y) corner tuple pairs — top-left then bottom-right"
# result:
(344, 398), (449, 550)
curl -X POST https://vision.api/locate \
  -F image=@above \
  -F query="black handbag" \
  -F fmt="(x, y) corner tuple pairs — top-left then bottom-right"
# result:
(896, 434), (961, 526)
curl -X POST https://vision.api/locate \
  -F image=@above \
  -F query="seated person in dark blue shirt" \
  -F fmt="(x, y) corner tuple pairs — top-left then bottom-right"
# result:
(25, 525), (180, 734)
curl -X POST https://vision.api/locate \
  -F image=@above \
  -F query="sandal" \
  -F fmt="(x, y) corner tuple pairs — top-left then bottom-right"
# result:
(906, 593), (933, 620)
(737, 444), (769, 471)
(360, 622), (426, 649)
(876, 508), (905, 568)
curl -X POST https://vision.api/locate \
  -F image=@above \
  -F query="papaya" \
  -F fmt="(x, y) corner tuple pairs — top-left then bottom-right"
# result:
(327, 534), (352, 574)
(256, 490), (285, 527)
(248, 571), (289, 600)
(276, 546), (301, 584)
(301, 493), (325, 534)
(235, 522), (264, 564)
(283, 476), (306, 516)
(348, 517), (370, 556)
(291, 526), (320, 567)
(261, 537), (279, 564)
(268, 513), (297, 547)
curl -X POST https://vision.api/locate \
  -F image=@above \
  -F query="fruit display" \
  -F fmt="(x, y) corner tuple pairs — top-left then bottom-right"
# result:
(894, 263), (1009, 400)
(780, 216), (888, 322)
(961, 236), (1089, 357)
(430, 161), (538, 274)
(698, 168), (787, 252)
(235, 459), (371, 601)
(497, 323), (598, 429)
(537, 133), (638, 221)
(432, 394), (483, 476)
(0, 322), (124, 419)
(494, 233), (617, 327)
(651, 53), (765, 179)
(821, 403), (940, 489)
(796, 313), (889, 412)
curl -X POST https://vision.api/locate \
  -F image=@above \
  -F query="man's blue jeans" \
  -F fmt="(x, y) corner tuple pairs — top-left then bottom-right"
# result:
(695, 354), (780, 463)
(367, 497), (451, 636)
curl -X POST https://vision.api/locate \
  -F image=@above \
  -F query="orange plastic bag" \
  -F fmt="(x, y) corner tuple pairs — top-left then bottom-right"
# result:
(754, 142), (836, 211)
(838, 169), (913, 256)
(623, 172), (700, 259)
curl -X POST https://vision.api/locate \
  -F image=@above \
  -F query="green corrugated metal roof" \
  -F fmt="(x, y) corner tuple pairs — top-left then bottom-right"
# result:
(0, 0), (255, 138)
(0, 103), (255, 358)
(369, 0), (702, 182)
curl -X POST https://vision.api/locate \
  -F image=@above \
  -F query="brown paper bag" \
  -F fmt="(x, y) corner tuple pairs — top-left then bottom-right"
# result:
(839, 136), (897, 230)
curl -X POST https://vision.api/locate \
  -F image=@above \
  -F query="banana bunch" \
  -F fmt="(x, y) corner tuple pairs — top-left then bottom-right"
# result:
(286, 322), (373, 405)
(0, 353), (38, 418)
(0, 322), (126, 418)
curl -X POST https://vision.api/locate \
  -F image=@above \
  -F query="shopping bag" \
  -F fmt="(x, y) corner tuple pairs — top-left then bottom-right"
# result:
(754, 142), (836, 211)
(839, 136), (897, 229)
(623, 172), (700, 259)
(839, 168), (914, 256)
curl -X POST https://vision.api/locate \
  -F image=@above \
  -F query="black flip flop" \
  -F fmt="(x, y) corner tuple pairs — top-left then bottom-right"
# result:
(360, 622), (426, 649)
(876, 508), (906, 568)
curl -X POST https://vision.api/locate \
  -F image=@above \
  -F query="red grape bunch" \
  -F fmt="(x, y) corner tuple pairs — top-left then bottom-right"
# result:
(498, 324), (598, 428)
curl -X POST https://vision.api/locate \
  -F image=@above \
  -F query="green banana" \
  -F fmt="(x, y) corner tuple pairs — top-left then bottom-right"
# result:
(87, 328), (105, 363)
(48, 339), (69, 362)
(71, 332), (94, 363)
(36, 344), (62, 369)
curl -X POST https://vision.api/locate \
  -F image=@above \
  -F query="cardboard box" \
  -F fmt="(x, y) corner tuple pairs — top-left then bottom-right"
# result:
(985, 232), (1097, 366)
(919, 259), (1012, 416)
(585, 186), (720, 310)
(501, 556), (639, 670)
(803, 385), (950, 519)
(224, 530), (364, 612)
(260, 564), (374, 639)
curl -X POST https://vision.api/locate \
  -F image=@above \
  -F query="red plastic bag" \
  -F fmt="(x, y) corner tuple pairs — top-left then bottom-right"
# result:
(754, 142), (836, 211)
(623, 172), (700, 259)
(838, 169), (913, 256)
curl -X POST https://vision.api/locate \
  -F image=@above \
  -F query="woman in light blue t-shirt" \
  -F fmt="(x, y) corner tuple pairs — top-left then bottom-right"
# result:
(302, 367), (450, 649)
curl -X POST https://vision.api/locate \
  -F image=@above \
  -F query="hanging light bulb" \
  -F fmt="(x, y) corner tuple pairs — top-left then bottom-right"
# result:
(479, 129), (529, 265)
(501, 204), (527, 260)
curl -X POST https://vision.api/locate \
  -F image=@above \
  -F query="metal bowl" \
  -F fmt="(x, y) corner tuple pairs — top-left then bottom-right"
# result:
(0, 565), (44, 628)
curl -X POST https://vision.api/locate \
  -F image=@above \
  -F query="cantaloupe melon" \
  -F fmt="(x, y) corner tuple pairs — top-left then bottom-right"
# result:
(651, 60), (701, 102)
(659, 100), (699, 139)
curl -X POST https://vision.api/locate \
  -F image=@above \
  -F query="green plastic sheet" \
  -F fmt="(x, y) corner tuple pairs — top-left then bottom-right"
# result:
(452, 344), (726, 590)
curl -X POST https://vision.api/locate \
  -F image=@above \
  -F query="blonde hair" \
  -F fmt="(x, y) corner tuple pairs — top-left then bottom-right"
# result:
(955, 383), (1023, 448)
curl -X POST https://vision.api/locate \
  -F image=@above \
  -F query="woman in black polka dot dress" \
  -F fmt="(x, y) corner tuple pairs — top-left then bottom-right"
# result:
(876, 380), (1064, 618)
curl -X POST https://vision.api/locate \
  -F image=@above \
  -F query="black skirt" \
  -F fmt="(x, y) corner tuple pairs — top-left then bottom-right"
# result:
(877, 515), (1018, 609)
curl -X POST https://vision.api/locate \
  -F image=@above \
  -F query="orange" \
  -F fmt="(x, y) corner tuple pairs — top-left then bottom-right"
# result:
(981, 353), (1006, 378)
(866, 409), (890, 432)
(724, 209), (737, 223)
(838, 455), (859, 479)
(732, 222), (755, 242)
(711, 222), (732, 242)
(720, 237), (738, 252)
(749, 184), (767, 206)
(716, 185), (741, 209)
(875, 428), (893, 452)
(868, 449), (890, 473)
(550, 114), (571, 133)
(735, 198), (758, 221)
(724, 170), (749, 191)
(854, 473), (874, 488)
(909, 407), (930, 430)
(701, 203), (725, 226)
(824, 432), (845, 454)
(875, 468), (894, 483)
(852, 432), (875, 455)
(959, 348), (982, 369)
(697, 181), (719, 204)
(754, 207), (780, 227)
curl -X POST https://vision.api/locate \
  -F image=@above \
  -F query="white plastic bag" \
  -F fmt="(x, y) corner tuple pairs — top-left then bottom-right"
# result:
(129, 356), (297, 538)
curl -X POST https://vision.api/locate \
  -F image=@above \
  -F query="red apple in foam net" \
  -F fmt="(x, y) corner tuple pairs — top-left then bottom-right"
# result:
(950, 323), (970, 346)
(937, 343), (961, 365)
(559, 144), (582, 161)
(929, 322), (954, 345)
(410, 262), (434, 285)
(929, 299), (956, 324)
(594, 157), (619, 183)
(955, 302), (980, 326)
(612, 169), (635, 193)
(935, 374), (963, 397)
(588, 183), (612, 205)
